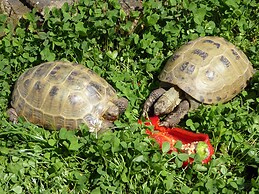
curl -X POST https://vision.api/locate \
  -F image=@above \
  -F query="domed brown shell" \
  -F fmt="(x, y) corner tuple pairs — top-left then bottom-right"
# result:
(11, 61), (118, 130)
(159, 36), (254, 104)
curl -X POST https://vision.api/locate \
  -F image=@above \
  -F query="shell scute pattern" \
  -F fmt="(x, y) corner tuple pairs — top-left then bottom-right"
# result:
(55, 116), (65, 129)
(159, 36), (254, 104)
(49, 86), (59, 97)
(34, 62), (53, 77)
(29, 80), (50, 109)
(33, 109), (43, 123)
(11, 61), (120, 131)
(47, 63), (72, 84)
(192, 49), (208, 60)
(89, 81), (106, 96)
(85, 85), (103, 103)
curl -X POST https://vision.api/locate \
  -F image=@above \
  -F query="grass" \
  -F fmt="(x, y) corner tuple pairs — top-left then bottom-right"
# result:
(0, 0), (258, 193)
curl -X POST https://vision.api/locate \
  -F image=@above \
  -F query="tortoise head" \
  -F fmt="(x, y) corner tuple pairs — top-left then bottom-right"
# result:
(154, 87), (182, 115)
(104, 105), (120, 121)
(103, 97), (128, 121)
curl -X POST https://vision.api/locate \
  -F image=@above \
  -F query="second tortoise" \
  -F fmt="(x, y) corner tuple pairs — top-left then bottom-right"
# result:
(143, 36), (254, 127)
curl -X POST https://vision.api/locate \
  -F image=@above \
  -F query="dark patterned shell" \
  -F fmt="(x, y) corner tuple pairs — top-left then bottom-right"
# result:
(11, 61), (118, 130)
(159, 36), (254, 104)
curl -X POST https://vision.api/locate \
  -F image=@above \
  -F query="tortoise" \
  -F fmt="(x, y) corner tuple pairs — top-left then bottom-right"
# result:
(143, 36), (254, 127)
(8, 61), (128, 133)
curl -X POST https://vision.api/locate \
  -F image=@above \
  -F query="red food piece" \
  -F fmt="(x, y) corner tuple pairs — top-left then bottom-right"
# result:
(140, 116), (214, 165)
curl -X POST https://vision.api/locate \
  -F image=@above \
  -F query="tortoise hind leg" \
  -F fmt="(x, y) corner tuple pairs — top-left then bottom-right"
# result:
(159, 100), (190, 127)
(7, 108), (18, 124)
(142, 88), (166, 117)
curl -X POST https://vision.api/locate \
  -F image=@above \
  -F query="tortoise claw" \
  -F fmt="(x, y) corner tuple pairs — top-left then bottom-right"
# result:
(160, 100), (190, 127)
(143, 88), (166, 116)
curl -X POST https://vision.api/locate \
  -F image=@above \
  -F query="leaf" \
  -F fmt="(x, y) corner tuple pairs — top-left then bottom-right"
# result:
(0, 147), (9, 155)
(97, 166), (106, 176)
(91, 187), (101, 194)
(180, 185), (191, 194)
(23, 11), (35, 21)
(178, 153), (189, 161)
(133, 155), (145, 162)
(162, 142), (170, 153)
(205, 21), (216, 33)
(175, 157), (183, 168)
(225, 0), (240, 9)
(134, 141), (148, 152)
(38, 32), (48, 39)
(15, 28), (25, 38)
(233, 133), (243, 142)
(152, 152), (161, 162)
(40, 46), (56, 61)
(121, 169), (128, 183)
(193, 164), (208, 171)
(220, 165), (228, 175)
(75, 21), (87, 33)
(193, 7), (207, 25)
(169, 0), (177, 6)
(61, 2), (69, 12)
(133, 34), (139, 44)
(186, 119), (193, 127)
(147, 14), (160, 25)
(229, 181), (238, 189)
(248, 150), (256, 157)
(182, 0), (189, 9)
(162, 22), (180, 35)
(205, 179), (218, 193)
(111, 136), (121, 153)
(174, 141), (183, 150)
(52, 161), (63, 171)
(106, 50), (118, 60)
(102, 143), (111, 151)
(48, 139), (56, 146)
(11, 186), (22, 194)
(165, 174), (175, 190)
(59, 128), (68, 140)
(69, 141), (82, 151)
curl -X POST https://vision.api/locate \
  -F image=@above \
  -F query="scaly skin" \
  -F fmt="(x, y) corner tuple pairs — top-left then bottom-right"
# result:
(142, 88), (166, 118)
(143, 86), (190, 127)
(159, 100), (190, 127)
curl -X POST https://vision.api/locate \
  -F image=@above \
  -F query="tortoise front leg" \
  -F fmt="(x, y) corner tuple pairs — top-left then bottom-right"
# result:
(113, 97), (128, 115)
(159, 100), (190, 127)
(142, 88), (166, 117)
(7, 108), (18, 124)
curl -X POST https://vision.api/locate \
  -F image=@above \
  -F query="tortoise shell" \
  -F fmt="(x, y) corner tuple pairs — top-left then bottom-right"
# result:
(159, 36), (254, 104)
(11, 61), (119, 131)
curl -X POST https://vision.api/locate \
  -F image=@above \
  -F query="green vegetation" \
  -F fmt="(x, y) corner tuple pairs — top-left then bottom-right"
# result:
(0, 0), (258, 193)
